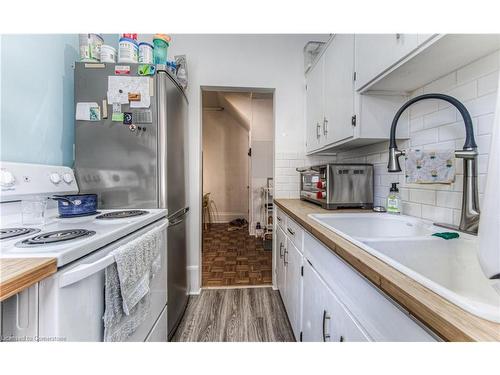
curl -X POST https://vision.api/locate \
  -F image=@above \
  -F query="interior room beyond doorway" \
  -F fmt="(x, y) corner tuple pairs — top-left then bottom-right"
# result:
(201, 89), (274, 287)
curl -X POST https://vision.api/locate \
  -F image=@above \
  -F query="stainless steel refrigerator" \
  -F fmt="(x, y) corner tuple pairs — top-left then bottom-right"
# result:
(73, 63), (189, 339)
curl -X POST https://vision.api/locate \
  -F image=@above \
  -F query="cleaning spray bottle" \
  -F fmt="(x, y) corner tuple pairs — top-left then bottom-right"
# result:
(386, 182), (401, 214)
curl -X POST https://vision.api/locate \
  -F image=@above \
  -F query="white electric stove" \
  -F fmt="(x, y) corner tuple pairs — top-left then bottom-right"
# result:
(0, 162), (168, 342)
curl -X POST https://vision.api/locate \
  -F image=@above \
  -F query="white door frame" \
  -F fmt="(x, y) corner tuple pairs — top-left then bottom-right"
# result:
(199, 86), (275, 289)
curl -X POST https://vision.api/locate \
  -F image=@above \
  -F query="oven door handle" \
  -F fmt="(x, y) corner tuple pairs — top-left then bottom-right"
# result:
(59, 221), (168, 288)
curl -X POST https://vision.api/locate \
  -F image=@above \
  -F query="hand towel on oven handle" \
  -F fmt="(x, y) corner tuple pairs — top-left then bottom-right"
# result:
(103, 224), (163, 342)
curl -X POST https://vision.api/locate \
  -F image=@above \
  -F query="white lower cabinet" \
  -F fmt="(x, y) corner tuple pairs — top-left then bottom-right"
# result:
(283, 240), (302, 340)
(302, 260), (369, 342)
(275, 224), (302, 341)
(275, 210), (438, 342)
(276, 225), (287, 294)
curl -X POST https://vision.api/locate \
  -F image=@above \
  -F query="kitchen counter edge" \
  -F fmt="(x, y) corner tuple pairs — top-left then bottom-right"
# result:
(0, 258), (57, 301)
(274, 198), (500, 342)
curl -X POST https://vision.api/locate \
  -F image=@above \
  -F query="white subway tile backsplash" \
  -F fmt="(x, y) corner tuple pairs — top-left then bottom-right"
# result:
(421, 204), (454, 223)
(410, 117), (424, 132)
(436, 190), (462, 209)
(438, 121), (466, 142)
(275, 159), (290, 168)
(478, 154), (489, 174)
(451, 174), (463, 192)
(476, 134), (492, 154)
(402, 201), (422, 217)
(478, 174), (487, 194)
(409, 99), (439, 119)
(409, 189), (436, 205)
(410, 128), (439, 146)
(465, 92), (497, 117)
(443, 81), (478, 107)
(477, 113), (495, 135)
(422, 140), (456, 151)
(423, 107), (457, 129)
(477, 71), (499, 96)
(332, 51), (498, 226)
(456, 50), (500, 84)
(366, 153), (381, 164)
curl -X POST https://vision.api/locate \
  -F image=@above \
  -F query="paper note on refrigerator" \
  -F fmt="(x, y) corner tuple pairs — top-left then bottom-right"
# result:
(107, 76), (150, 108)
(76, 102), (100, 121)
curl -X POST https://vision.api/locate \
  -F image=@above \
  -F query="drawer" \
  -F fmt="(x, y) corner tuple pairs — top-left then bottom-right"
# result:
(304, 232), (436, 342)
(285, 217), (303, 253)
(276, 207), (286, 231)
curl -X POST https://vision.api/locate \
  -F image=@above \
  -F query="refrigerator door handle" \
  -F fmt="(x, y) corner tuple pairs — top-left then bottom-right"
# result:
(167, 206), (189, 221)
(157, 71), (168, 209)
(168, 216), (185, 227)
(168, 207), (189, 227)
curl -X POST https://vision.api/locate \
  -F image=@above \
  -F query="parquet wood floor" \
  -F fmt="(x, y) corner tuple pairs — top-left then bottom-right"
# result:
(202, 224), (272, 287)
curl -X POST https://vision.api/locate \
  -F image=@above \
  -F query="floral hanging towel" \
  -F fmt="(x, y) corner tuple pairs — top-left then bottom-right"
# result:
(405, 149), (455, 184)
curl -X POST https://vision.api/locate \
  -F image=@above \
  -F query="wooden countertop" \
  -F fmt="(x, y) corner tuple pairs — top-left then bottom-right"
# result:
(275, 199), (500, 342)
(0, 258), (57, 301)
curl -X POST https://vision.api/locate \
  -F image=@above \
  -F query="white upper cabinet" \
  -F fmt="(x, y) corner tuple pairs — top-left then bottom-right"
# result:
(305, 54), (324, 153)
(323, 34), (355, 145)
(354, 34), (419, 91)
(355, 34), (500, 92)
(305, 34), (408, 154)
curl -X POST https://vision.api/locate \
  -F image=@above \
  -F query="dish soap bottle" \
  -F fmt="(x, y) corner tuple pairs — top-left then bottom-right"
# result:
(386, 182), (401, 214)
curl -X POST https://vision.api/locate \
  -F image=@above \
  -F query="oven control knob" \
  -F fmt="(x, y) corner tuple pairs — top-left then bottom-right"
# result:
(0, 170), (16, 187)
(49, 172), (61, 184)
(62, 173), (73, 184)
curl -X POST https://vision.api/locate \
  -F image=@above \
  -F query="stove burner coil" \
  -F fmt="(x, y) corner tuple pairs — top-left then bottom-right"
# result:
(0, 227), (41, 240)
(15, 229), (96, 247)
(95, 210), (148, 219)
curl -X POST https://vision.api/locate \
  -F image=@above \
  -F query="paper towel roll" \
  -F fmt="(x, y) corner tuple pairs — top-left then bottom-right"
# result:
(478, 74), (500, 279)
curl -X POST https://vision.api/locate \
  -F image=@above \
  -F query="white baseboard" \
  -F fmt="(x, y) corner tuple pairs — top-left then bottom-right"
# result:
(208, 212), (248, 223)
(187, 265), (201, 295)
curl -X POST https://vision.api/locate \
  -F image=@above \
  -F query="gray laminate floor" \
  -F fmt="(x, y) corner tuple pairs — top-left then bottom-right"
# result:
(171, 287), (295, 342)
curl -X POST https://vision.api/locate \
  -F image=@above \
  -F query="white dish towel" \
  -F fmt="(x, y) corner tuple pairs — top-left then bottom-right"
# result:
(103, 227), (162, 342)
(405, 149), (455, 184)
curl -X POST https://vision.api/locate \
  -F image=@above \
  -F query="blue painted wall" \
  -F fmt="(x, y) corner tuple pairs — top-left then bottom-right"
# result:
(1, 34), (79, 166)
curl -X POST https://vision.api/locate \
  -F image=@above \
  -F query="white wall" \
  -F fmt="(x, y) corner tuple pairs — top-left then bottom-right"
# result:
(249, 96), (273, 234)
(336, 50), (499, 225)
(168, 34), (329, 293)
(202, 109), (249, 222)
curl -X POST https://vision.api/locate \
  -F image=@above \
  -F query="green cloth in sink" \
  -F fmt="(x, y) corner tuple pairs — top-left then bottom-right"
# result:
(432, 232), (459, 240)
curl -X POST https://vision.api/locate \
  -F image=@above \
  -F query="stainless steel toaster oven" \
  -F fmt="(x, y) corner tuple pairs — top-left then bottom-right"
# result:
(297, 163), (373, 209)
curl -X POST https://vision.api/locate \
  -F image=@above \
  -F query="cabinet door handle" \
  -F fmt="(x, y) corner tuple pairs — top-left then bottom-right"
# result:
(283, 249), (288, 265)
(339, 336), (344, 342)
(287, 227), (295, 236)
(323, 118), (328, 136)
(396, 33), (401, 40)
(322, 310), (331, 342)
(277, 216), (281, 222)
(279, 242), (284, 258)
(316, 122), (321, 138)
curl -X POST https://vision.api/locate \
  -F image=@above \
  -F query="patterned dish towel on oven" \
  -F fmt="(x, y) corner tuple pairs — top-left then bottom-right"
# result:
(103, 227), (162, 342)
(405, 149), (456, 184)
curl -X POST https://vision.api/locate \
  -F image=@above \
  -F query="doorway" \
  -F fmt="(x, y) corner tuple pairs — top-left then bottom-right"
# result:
(201, 88), (274, 287)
